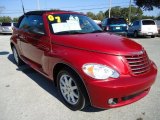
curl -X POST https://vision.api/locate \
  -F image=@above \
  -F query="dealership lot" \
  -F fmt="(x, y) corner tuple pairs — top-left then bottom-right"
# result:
(0, 35), (159, 120)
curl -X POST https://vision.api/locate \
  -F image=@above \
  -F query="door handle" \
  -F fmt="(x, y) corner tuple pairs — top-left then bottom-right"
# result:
(19, 36), (28, 43)
(37, 45), (49, 51)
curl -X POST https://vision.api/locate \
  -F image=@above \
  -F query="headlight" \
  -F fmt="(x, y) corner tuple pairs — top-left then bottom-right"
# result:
(82, 63), (119, 80)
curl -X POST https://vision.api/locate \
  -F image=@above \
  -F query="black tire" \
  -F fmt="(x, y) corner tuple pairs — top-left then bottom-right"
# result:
(134, 31), (138, 38)
(124, 33), (128, 37)
(151, 35), (155, 38)
(12, 46), (24, 66)
(57, 67), (88, 111)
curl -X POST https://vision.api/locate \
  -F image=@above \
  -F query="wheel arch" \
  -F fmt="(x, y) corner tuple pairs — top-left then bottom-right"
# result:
(52, 62), (91, 106)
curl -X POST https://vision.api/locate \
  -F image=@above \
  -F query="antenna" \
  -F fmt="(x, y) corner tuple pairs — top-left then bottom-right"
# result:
(37, 0), (40, 10)
(20, 0), (25, 15)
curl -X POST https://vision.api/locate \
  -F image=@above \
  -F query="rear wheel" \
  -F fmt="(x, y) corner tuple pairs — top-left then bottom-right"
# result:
(12, 46), (24, 66)
(57, 68), (87, 111)
(134, 31), (138, 38)
(151, 35), (155, 38)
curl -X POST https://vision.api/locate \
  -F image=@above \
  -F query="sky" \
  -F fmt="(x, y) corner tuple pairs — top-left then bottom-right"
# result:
(0, 0), (159, 18)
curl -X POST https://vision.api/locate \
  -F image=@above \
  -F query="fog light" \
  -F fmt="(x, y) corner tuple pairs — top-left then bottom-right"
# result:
(108, 98), (118, 105)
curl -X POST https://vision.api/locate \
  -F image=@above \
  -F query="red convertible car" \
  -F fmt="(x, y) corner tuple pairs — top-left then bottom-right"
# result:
(10, 10), (157, 110)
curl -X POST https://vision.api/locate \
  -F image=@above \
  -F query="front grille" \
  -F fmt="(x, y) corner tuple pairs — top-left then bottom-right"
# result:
(125, 51), (151, 75)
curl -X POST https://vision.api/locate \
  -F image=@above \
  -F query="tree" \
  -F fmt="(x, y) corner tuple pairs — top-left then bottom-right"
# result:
(157, 16), (160, 20)
(96, 11), (105, 20)
(129, 6), (143, 21)
(105, 6), (121, 18)
(12, 17), (19, 22)
(86, 12), (96, 20)
(104, 6), (143, 22)
(142, 15), (154, 19)
(0, 16), (12, 22)
(134, 0), (160, 10)
(157, 12), (160, 20)
(121, 8), (129, 18)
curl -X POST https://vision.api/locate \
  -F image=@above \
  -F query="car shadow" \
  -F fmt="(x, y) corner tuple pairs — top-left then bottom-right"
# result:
(0, 33), (12, 35)
(0, 51), (9, 55)
(7, 54), (105, 112)
(127, 35), (152, 39)
(82, 106), (105, 112)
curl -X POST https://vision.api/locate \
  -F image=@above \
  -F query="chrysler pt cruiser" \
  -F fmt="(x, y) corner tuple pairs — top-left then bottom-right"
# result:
(10, 10), (157, 111)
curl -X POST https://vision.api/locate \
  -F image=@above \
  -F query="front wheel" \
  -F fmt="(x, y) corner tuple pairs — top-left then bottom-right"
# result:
(57, 68), (87, 111)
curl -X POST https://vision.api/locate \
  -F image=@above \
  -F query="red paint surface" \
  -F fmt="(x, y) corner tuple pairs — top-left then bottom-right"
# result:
(10, 11), (157, 109)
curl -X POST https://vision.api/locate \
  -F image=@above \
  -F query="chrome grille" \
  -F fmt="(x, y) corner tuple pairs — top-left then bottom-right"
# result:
(125, 51), (151, 75)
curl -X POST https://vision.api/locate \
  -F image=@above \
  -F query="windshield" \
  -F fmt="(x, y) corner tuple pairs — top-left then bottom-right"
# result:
(47, 14), (102, 35)
(142, 20), (155, 25)
(108, 18), (127, 25)
(2, 23), (11, 26)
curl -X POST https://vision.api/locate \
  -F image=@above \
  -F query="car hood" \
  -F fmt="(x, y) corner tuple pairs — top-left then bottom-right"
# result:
(51, 33), (143, 55)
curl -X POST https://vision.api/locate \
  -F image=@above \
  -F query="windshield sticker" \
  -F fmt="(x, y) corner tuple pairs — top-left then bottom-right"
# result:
(52, 20), (81, 33)
(66, 20), (81, 31)
(55, 16), (61, 23)
(69, 15), (79, 22)
(52, 23), (69, 33)
(48, 15), (61, 23)
(48, 15), (54, 21)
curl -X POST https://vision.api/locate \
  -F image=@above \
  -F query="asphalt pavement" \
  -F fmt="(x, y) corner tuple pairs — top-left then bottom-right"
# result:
(0, 34), (160, 120)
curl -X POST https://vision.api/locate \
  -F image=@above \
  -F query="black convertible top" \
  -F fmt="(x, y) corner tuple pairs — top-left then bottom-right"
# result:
(17, 10), (81, 27)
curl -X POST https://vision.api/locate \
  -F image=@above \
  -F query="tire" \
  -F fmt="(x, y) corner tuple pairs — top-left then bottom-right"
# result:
(124, 33), (127, 37)
(134, 31), (138, 38)
(57, 68), (87, 111)
(151, 35), (155, 38)
(12, 46), (24, 66)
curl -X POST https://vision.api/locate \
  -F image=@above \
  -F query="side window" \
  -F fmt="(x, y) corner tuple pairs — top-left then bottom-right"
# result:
(19, 16), (29, 31)
(133, 21), (139, 26)
(132, 21), (136, 26)
(28, 15), (45, 34)
(135, 21), (139, 26)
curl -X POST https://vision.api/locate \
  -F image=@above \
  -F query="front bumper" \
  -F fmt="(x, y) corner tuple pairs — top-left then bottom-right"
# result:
(85, 63), (157, 109)
(0, 31), (12, 34)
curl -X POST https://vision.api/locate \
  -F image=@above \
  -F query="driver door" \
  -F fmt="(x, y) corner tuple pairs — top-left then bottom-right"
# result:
(19, 15), (50, 69)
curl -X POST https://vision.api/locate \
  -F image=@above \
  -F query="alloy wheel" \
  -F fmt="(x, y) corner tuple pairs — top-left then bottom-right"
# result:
(59, 74), (79, 105)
